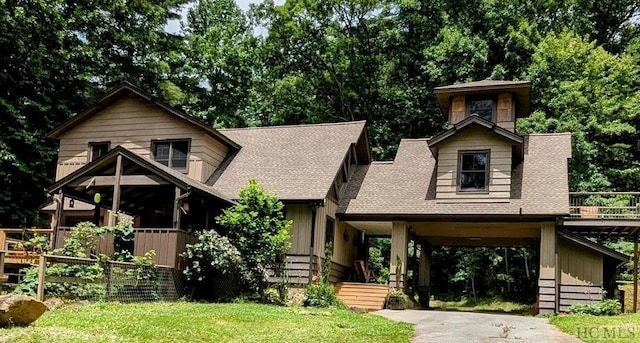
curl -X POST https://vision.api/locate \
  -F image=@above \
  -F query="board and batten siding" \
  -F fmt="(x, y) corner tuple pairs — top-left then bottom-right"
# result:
(313, 198), (338, 258)
(333, 221), (359, 267)
(55, 95), (228, 183)
(558, 237), (603, 286)
(435, 127), (512, 201)
(285, 204), (312, 255)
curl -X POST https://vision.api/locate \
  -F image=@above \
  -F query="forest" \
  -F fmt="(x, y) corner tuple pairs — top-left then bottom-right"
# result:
(1, 0), (638, 300)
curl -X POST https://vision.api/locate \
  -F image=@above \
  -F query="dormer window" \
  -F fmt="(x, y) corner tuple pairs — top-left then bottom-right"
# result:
(467, 98), (495, 121)
(458, 151), (489, 192)
(88, 142), (110, 162)
(152, 139), (190, 171)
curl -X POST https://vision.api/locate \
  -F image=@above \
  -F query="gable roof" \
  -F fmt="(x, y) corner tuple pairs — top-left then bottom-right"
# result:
(48, 81), (240, 150)
(209, 121), (369, 201)
(427, 115), (524, 156)
(339, 132), (572, 218)
(434, 80), (531, 118)
(49, 145), (234, 205)
(558, 230), (630, 265)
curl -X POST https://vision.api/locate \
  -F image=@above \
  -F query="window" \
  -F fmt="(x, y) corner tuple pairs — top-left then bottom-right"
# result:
(88, 142), (110, 162)
(458, 151), (489, 192)
(152, 140), (189, 171)
(325, 217), (335, 255)
(468, 98), (494, 121)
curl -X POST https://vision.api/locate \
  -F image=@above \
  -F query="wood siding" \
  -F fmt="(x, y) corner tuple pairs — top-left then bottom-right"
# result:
(313, 198), (338, 258)
(447, 92), (515, 131)
(54, 226), (197, 269)
(559, 237), (603, 286)
(267, 254), (319, 284)
(55, 95), (228, 183)
(558, 284), (604, 312)
(435, 127), (512, 201)
(286, 204), (312, 255)
(496, 93), (515, 131)
(333, 221), (359, 267)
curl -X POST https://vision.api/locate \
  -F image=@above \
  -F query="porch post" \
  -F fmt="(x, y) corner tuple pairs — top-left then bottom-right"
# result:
(538, 222), (557, 314)
(633, 233), (638, 313)
(417, 240), (432, 308)
(52, 191), (64, 249)
(390, 221), (408, 290)
(173, 186), (181, 229)
(108, 155), (123, 226)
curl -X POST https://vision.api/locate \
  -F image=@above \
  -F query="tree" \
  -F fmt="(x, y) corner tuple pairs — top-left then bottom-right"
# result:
(176, 0), (259, 128)
(215, 179), (292, 297)
(519, 31), (640, 191)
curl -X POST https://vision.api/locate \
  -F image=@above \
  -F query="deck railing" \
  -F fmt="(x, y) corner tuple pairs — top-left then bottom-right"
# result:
(569, 192), (640, 219)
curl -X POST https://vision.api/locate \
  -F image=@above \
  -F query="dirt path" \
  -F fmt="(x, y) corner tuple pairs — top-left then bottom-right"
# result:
(375, 310), (583, 343)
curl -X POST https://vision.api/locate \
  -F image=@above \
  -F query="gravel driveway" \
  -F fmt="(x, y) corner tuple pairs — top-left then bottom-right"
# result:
(375, 310), (583, 343)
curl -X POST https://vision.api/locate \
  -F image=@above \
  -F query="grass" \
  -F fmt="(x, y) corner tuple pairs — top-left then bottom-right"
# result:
(0, 302), (413, 343)
(430, 296), (531, 314)
(550, 313), (640, 343)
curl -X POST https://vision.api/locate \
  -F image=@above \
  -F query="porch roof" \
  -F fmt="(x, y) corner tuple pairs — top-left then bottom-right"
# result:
(209, 121), (369, 201)
(339, 132), (572, 217)
(558, 230), (630, 264)
(48, 146), (234, 208)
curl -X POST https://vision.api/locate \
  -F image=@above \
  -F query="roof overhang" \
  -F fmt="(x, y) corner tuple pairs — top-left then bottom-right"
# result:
(558, 230), (630, 266)
(434, 80), (531, 118)
(427, 115), (524, 157)
(48, 146), (234, 212)
(48, 81), (240, 151)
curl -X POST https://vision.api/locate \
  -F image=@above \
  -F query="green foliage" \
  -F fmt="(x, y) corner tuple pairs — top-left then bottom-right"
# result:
(216, 179), (292, 296)
(304, 282), (343, 308)
(566, 299), (622, 316)
(111, 215), (135, 261)
(53, 221), (106, 258)
(386, 289), (410, 309)
(182, 229), (243, 283)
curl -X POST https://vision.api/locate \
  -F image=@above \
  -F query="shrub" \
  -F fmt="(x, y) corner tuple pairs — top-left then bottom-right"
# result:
(304, 282), (343, 308)
(566, 299), (621, 316)
(182, 230), (243, 284)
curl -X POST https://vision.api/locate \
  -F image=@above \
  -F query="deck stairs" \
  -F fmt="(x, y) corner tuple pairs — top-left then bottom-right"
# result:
(335, 282), (389, 310)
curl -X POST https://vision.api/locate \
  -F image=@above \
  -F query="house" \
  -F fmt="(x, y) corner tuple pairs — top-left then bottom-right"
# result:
(43, 80), (637, 313)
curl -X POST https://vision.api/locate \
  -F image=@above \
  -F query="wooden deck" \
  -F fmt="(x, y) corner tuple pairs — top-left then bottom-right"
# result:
(335, 282), (390, 310)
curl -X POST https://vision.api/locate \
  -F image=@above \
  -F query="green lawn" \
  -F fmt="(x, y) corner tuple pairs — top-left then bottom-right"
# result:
(430, 297), (531, 314)
(550, 313), (640, 343)
(0, 302), (413, 343)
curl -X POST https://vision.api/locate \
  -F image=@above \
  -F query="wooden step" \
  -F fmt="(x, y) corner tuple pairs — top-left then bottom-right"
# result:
(335, 282), (389, 310)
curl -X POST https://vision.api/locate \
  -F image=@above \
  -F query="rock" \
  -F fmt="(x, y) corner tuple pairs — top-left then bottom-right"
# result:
(0, 295), (47, 327)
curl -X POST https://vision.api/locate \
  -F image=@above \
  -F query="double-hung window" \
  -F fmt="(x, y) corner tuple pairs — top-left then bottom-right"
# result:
(152, 140), (190, 171)
(458, 151), (489, 192)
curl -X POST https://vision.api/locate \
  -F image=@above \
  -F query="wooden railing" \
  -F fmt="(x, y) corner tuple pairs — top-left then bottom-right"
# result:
(569, 192), (640, 219)
(0, 228), (53, 265)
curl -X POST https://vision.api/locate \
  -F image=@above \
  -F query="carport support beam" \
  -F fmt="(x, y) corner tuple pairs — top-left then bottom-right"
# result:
(390, 221), (408, 290)
(634, 234), (638, 313)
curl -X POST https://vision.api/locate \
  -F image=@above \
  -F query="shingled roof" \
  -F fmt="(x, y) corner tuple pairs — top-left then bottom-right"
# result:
(209, 121), (368, 200)
(339, 132), (572, 217)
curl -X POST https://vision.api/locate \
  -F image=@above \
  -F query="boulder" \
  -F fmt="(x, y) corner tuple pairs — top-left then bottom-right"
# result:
(0, 295), (47, 327)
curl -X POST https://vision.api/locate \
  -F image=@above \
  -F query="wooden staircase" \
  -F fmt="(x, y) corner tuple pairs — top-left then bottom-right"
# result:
(335, 282), (389, 310)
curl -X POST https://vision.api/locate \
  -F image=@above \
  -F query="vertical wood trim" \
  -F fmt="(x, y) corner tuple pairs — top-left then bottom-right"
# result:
(110, 155), (123, 226)
(173, 187), (181, 229)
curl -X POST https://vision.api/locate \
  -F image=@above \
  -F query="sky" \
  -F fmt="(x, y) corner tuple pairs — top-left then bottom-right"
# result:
(165, 0), (285, 34)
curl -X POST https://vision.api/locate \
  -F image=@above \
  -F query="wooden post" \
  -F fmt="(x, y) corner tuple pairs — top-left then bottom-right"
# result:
(390, 221), (408, 290)
(418, 241), (432, 308)
(37, 255), (47, 301)
(631, 233), (638, 312)
(173, 187), (182, 229)
(53, 191), (64, 249)
(308, 205), (317, 283)
(109, 155), (123, 226)
(0, 251), (5, 276)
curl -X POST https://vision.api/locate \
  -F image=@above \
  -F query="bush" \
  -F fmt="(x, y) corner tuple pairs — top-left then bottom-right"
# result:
(304, 282), (343, 308)
(566, 299), (621, 316)
(182, 230), (243, 283)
